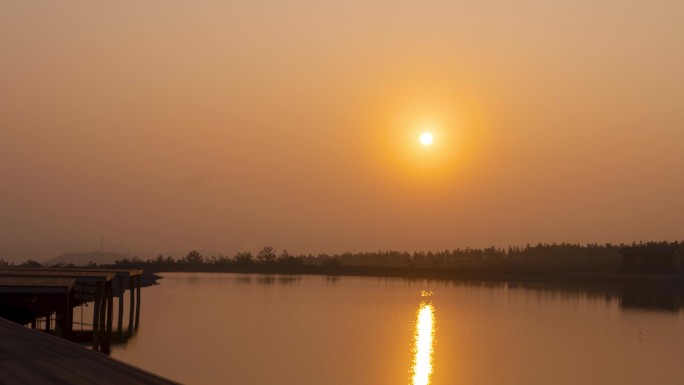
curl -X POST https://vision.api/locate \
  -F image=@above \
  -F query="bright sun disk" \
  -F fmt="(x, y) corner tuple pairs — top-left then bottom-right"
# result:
(420, 132), (433, 146)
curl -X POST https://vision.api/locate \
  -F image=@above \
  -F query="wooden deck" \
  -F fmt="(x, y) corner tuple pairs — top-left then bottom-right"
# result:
(0, 317), (180, 385)
(0, 267), (143, 278)
(0, 277), (74, 294)
(0, 269), (114, 283)
(0, 268), (144, 354)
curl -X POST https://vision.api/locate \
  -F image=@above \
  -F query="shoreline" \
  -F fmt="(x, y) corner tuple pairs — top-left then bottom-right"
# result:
(141, 265), (684, 293)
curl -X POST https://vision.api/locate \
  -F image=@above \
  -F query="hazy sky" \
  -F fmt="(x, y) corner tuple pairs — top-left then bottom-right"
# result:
(1, 1), (683, 258)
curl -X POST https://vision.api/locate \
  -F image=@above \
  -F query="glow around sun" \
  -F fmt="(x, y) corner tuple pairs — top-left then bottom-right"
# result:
(420, 132), (433, 146)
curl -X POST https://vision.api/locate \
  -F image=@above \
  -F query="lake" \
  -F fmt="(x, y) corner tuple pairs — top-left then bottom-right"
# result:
(102, 272), (684, 385)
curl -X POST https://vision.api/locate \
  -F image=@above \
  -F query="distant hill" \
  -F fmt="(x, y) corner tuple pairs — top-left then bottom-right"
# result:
(0, 242), (99, 264)
(47, 251), (132, 267)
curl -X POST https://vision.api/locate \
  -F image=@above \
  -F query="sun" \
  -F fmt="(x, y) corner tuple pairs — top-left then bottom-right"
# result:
(420, 132), (433, 146)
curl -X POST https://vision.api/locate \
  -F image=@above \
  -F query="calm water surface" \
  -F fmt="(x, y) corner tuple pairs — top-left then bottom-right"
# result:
(108, 273), (684, 385)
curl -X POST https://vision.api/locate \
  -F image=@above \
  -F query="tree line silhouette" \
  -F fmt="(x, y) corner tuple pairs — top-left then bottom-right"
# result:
(16, 240), (674, 273)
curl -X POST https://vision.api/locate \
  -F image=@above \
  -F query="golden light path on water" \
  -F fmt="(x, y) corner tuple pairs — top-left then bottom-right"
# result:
(412, 293), (435, 385)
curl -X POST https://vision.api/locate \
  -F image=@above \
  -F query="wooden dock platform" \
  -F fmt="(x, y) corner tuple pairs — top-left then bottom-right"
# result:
(0, 317), (180, 385)
(0, 277), (75, 294)
(0, 276), (76, 337)
(0, 268), (144, 354)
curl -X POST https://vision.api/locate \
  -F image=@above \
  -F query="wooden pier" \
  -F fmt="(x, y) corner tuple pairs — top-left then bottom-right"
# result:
(0, 268), (143, 354)
(0, 316), (179, 385)
(0, 276), (75, 337)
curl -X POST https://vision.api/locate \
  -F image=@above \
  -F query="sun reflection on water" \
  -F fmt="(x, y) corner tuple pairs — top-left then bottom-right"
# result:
(412, 291), (435, 385)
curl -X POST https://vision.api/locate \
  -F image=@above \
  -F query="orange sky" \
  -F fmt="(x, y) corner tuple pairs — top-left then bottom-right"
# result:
(1, 1), (683, 259)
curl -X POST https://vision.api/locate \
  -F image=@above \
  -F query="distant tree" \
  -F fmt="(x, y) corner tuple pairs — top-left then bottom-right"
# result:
(276, 249), (304, 266)
(0, 258), (11, 267)
(214, 254), (230, 264)
(257, 246), (277, 264)
(322, 257), (341, 267)
(233, 251), (254, 265)
(184, 250), (204, 264)
(19, 259), (43, 268)
(149, 255), (166, 264)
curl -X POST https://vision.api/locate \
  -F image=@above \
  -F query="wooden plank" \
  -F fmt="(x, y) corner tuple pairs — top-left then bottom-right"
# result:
(0, 270), (114, 282)
(1, 268), (144, 277)
(57, 269), (144, 277)
(0, 317), (180, 385)
(0, 277), (74, 294)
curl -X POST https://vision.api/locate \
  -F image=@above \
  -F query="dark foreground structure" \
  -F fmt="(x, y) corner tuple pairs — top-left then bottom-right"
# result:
(0, 268), (144, 353)
(0, 317), (179, 385)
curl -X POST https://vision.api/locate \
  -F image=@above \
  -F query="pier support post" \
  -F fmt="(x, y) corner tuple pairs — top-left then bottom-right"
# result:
(93, 283), (102, 350)
(117, 275), (124, 335)
(98, 282), (106, 349)
(62, 290), (73, 338)
(55, 292), (69, 338)
(55, 313), (63, 337)
(128, 276), (135, 332)
(68, 290), (74, 337)
(135, 275), (141, 330)
(102, 280), (113, 354)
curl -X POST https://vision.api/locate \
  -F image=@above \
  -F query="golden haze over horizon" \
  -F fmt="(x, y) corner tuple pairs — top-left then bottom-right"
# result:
(1, 1), (683, 258)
